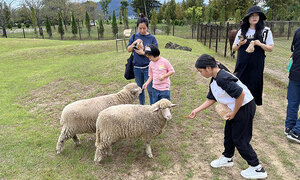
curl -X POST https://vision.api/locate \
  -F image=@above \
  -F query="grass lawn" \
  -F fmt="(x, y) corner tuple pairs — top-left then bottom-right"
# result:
(0, 36), (299, 179)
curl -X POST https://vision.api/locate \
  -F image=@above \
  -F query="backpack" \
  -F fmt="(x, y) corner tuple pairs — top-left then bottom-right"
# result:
(262, 27), (270, 44)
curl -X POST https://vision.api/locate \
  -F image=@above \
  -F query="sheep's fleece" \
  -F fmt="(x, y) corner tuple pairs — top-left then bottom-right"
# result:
(94, 99), (176, 164)
(56, 83), (142, 154)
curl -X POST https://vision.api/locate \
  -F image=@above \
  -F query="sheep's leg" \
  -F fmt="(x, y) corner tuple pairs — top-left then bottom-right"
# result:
(145, 143), (153, 158)
(107, 146), (113, 156)
(56, 127), (71, 154)
(72, 135), (80, 146)
(94, 143), (109, 164)
(94, 147), (103, 165)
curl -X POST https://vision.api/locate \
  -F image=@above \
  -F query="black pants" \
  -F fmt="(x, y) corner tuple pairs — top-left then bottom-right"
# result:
(222, 100), (259, 166)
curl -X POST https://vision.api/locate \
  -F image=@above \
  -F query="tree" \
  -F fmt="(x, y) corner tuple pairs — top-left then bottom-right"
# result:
(131, 0), (161, 18)
(165, 0), (176, 24)
(99, 17), (104, 38)
(0, 2), (11, 38)
(71, 12), (78, 37)
(220, 7), (225, 25)
(150, 8), (157, 34)
(24, 0), (44, 32)
(111, 9), (118, 37)
(82, 1), (99, 26)
(99, 0), (112, 20)
(175, 3), (185, 20)
(119, 10), (122, 24)
(30, 7), (38, 37)
(123, 8), (129, 29)
(264, 0), (293, 20)
(45, 15), (52, 38)
(165, 15), (171, 35)
(85, 11), (91, 37)
(157, 3), (165, 23)
(185, 6), (202, 24)
(42, 0), (72, 30)
(58, 13), (64, 40)
(235, 9), (241, 24)
(182, 0), (187, 11)
(120, 0), (129, 27)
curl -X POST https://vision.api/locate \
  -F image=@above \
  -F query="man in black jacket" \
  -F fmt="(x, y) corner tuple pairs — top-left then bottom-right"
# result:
(285, 27), (300, 143)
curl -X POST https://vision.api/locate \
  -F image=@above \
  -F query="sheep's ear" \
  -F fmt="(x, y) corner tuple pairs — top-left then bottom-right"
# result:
(170, 104), (177, 107)
(153, 107), (160, 112)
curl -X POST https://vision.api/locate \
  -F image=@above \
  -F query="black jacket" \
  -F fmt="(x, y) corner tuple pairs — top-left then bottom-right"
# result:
(290, 27), (300, 82)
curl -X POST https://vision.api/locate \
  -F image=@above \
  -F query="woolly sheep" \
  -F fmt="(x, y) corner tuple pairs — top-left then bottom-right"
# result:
(94, 99), (177, 164)
(56, 83), (142, 154)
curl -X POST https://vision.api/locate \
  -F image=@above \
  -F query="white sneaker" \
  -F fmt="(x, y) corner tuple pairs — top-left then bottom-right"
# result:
(210, 155), (234, 168)
(241, 164), (268, 179)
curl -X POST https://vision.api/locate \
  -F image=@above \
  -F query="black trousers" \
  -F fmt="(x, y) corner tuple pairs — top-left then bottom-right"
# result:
(222, 100), (260, 166)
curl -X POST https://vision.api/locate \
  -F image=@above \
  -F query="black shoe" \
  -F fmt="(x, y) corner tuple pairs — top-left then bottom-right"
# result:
(284, 127), (292, 135)
(287, 131), (300, 143)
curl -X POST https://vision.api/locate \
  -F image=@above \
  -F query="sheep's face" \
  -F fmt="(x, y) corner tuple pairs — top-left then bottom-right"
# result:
(161, 108), (172, 120)
(124, 83), (142, 96)
(153, 99), (177, 120)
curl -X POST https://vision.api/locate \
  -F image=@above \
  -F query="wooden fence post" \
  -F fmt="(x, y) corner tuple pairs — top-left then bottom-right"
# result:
(197, 23), (200, 41)
(224, 22), (229, 57)
(209, 24), (213, 49)
(216, 25), (218, 53)
(204, 24), (207, 45)
(192, 25), (194, 39)
(287, 21), (291, 40)
(172, 24), (174, 36)
(23, 28), (25, 38)
(39, 27), (44, 39)
(200, 23), (203, 42)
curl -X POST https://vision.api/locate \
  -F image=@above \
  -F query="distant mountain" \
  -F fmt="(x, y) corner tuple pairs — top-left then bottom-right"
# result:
(98, 0), (136, 18)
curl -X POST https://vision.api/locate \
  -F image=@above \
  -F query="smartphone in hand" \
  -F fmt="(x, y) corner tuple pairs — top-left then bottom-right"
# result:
(238, 35), (245, 40)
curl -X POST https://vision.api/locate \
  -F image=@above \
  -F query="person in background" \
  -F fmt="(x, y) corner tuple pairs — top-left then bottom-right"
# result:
(142, 44), (175, 103)
(127, 14), (158, 105)
(285, 27), (300, 143)
(187, 54), (268, 179)
(232, 6), (274, 106)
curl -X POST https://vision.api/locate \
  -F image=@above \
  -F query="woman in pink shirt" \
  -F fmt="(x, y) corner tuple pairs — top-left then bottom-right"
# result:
(142, 44), (175, 103)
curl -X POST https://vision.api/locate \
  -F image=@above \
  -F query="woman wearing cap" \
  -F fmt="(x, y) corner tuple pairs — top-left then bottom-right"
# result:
(232, 6), (274, 106)
(127, 14), (158, 105)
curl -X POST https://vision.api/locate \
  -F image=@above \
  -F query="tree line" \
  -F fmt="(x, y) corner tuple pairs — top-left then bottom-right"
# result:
(1, 0), (299, 39)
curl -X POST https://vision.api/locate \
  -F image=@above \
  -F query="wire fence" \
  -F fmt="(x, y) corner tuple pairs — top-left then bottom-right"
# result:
(194, 21), (300, 85)
(1, 20), (299, 84)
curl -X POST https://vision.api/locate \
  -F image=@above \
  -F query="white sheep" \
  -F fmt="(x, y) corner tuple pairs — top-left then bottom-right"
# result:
(56, 83), (142, 154)
(94, 98), (177, 164)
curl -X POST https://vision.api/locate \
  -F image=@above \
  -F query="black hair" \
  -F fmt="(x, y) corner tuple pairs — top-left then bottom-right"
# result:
(145, 44), (160, 57)
(195, 54), (217, 69)
(240, 14), (265, 40)
(136, 13), (149, 28)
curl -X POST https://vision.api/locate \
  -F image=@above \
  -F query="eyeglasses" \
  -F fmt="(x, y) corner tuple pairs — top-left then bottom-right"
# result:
(250, 14), (259, 19)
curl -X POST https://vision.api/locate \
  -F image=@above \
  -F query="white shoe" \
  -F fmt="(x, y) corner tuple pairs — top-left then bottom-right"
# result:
(241, 164), (268, 179)
(210, 155), (234, 168)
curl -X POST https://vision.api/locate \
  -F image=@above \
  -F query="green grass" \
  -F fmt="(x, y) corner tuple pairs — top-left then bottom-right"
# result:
(0, 36), (299, 179)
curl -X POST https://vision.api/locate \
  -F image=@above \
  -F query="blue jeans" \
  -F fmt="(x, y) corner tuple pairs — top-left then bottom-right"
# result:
(286, 80), (300, 134)
(152, 88), (170, 104)
(134, 67), (153, 105)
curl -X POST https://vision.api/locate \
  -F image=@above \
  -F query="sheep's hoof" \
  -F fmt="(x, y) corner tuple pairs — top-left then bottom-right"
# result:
(147, 154), (153, 158)
(94, 161), (102, 165)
